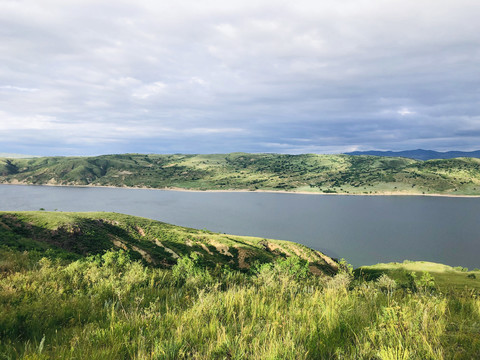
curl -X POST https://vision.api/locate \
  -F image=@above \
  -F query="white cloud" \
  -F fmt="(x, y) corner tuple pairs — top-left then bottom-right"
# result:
(132, 82), (167, 99)
(398, 108), (415, 116)
(0, 0), (479, 154)
(0, 85), (38, 92)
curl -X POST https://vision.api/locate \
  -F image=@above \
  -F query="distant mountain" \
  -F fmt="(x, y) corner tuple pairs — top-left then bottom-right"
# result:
(345, 149), (480, 161)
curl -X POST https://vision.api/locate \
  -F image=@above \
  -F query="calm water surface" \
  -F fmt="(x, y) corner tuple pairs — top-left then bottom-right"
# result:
(1, 184), (479, 268)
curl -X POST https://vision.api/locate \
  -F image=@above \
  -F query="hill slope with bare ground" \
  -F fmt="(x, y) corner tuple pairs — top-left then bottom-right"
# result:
(0, 211), (339, 276)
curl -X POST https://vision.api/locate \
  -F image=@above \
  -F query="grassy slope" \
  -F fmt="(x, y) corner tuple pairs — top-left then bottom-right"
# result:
(1, 153), (480, 195)
(357, 260), (480, 291)
(0, 211), (338, 275)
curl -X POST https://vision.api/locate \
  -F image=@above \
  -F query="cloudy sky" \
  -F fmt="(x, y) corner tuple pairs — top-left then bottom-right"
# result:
(1, 0), (479, 156)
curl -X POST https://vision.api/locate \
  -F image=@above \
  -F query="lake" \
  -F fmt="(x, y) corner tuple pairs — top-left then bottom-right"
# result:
(1, 184), (479, 268)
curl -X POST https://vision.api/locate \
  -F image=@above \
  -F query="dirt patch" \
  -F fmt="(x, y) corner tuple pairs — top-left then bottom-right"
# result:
(209, 239), (233, 257)
(111, 238), (128, 250)
(132, 245), (154, 264)
(287, 245), (305, 259)
(199, 243), (214, 255)
(262, 241), (291, 256)
(1, 214), (18, 223)
(186, 239), (213, 255)
(56, 224), (82, 235)
(235, 247), (251, 269)
(135, 226), (146, 237)
(308, 265), (326, 276)
(314, 251), (339, 271)
(99, 219), (120, 226)
(0, 221), (11, 230)
(154, 239), (179, 259)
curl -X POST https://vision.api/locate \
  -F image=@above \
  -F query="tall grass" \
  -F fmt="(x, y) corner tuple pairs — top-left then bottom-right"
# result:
(1, 248), (479, 359)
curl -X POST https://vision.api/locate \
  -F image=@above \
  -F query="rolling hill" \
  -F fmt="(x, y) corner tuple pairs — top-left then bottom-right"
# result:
(1, 152), (480, 195)
(0, 211), (338, 275)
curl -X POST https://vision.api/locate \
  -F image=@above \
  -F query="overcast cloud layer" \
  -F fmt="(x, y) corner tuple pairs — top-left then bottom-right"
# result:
(1, 0), (479, 155)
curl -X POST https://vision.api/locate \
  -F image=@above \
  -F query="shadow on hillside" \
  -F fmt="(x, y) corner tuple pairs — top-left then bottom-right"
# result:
(0, 214), (142, 259)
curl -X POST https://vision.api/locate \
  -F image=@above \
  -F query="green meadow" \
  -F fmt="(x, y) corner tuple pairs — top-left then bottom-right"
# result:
(1, 211), (480, 359)
(1, 153), (480, 195)
(357, 261), (480, 291)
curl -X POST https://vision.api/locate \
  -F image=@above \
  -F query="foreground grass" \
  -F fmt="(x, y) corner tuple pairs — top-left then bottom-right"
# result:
(1, 153), (480, 195)
(1, 248), (480, 359)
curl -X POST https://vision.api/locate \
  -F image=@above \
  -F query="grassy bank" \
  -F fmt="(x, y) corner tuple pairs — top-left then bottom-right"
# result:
(1, 153), (480, 195)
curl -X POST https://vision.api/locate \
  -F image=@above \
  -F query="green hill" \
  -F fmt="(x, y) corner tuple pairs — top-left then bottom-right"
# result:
(1, 153), (480, 195)
(0, 211), (338, 275)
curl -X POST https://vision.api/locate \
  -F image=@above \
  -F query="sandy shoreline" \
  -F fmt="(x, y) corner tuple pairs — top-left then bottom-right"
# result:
(1, 181), (480, 198)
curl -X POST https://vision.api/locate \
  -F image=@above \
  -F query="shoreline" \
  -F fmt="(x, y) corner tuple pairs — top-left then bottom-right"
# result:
(1, 181), (480, 198)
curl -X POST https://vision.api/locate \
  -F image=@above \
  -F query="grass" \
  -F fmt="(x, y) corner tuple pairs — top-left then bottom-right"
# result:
(1, 153), (480, 195)
(1, 246), (480, 359)
(1, 211), (480, 358)
(356, 260), (480, 291)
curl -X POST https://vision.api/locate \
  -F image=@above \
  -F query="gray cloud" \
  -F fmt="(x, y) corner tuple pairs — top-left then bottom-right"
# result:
(1, 0), (479, 155)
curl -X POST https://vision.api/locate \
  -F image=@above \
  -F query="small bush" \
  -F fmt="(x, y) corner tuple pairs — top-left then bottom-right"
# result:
(172, 253), (212, 286)
(376, 274), (397, 294)
(417, 271), (437, 292)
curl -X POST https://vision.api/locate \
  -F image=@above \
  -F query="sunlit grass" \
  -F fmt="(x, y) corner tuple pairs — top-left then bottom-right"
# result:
(1, 248), (480, 359)
(358, 261), (480, 291)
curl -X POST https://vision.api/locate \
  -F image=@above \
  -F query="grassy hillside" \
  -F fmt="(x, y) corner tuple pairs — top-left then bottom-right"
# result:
(1, 212), (480, 358)
(1, 153), (480, 195)
(0, 211), (338, 275)
(357, 260), (480, 291)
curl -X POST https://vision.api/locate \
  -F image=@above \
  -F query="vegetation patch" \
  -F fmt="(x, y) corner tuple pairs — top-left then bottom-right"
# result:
(1, 244), (480, 358)
(2, 153), (480, 195)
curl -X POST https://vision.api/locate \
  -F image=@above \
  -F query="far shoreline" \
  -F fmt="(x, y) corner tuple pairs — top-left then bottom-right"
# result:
(2, 181), (480, 198)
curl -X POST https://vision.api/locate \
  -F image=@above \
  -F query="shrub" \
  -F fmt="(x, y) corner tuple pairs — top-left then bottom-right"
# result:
(417, 271), (436, 292)
(172, 253), (212, 286)
(376, 274), (397, 294)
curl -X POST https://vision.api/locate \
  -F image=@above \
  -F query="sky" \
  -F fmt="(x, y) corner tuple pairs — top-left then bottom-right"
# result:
(1, 0), (479, 156)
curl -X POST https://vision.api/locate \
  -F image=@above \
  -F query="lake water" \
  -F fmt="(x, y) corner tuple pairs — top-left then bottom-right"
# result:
(1, 184), (479, 268)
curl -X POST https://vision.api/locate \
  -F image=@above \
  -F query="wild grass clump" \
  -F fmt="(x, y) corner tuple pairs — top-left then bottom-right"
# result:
(1, 249), (480, 359)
